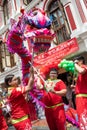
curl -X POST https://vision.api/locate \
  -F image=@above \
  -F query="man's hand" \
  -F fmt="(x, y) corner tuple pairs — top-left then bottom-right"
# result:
(74, 60), (79, 64)
(71, 84), (75, 89)
(24, 66), (34, 93)
(49, 88), (56, 93)
(30, 66), (34, 74)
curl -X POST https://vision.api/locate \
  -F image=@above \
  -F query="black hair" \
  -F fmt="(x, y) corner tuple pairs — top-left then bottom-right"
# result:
(73, 56), (85, 64)
(49, 68), (58, 75)
(5, 74), (14, 87)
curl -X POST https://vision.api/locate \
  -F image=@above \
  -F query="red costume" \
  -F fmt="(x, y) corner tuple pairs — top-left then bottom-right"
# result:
(0, 107), (8, 130)
(8, 86), (32, 130)
(42, 79), (66, 130)
(75, 65), (87, 130)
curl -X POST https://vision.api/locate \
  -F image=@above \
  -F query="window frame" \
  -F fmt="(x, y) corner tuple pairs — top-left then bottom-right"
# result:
(3, 0), (10, 25)
(0, 42), (16, 72)
(48, 0), (71, 44)
(23, 0), (32, 5)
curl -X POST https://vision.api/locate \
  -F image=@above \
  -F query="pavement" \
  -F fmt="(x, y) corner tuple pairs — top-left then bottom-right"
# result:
(8, 125), (79, 130)
(8, 126), (49, 130)
(8, 119), (50, 130)
(8, 119), (79, 130)
(8, 126), (15, 130)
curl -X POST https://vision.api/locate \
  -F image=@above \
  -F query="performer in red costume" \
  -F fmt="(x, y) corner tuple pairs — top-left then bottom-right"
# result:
(4, 67), (34, 130)
(74, 56), (87, 130)
(37, 68), (67, 130)
(0, 100), (8, 130)
(0, 109), (8, 130)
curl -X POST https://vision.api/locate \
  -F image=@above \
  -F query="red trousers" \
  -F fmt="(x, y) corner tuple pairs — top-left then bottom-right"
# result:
(0, 114), (8, 130)
(45, 105), (66, 130)
(13, 118), (32, 130)
(76, 97), (87, 130)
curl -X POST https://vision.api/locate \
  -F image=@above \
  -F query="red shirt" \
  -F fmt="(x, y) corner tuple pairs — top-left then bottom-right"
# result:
(0, 108), (2, 115)
(8, 87), (30, 119)
(75, 65), (87, 94)
(0, 108), (8, 130)
(42, 79), (66, 106)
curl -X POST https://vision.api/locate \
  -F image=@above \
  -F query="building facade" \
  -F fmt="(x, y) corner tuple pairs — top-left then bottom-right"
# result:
(0, 0), (87, 85)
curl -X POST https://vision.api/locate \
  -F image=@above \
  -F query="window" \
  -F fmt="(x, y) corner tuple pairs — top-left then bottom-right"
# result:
(23, 0), (32, 5)
(3, 0), (10, 24)
(48, 0), (71, 44)
(0, 42), (16, 72)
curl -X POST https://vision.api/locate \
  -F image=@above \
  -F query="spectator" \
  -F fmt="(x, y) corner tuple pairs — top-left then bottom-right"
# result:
(0, 91), (8, 130)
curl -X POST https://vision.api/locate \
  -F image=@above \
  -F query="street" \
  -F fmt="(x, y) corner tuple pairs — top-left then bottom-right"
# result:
(8, 119), (79, 130)
(8, 125), (79, 130)
(8, 126), (15, 130)
(8, 126), (49, 130)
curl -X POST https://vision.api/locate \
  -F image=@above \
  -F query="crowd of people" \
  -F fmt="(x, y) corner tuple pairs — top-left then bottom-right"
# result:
(0, 56), (87, 130)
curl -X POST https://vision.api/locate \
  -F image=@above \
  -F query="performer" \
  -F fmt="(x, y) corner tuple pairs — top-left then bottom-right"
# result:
(37, 68), (67, 130)
(74, 56), (87, 130)
(4, 67), (34, 130)
(0, 98), (8, 130)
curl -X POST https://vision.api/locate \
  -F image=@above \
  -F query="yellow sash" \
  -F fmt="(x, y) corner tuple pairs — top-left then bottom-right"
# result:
(11, 115), (28, 124)
(76, 94), (87, 98)
(45, 103), (63, 108)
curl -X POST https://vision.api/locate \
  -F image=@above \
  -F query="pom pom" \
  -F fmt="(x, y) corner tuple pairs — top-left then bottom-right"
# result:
(58, 59), (75, 73)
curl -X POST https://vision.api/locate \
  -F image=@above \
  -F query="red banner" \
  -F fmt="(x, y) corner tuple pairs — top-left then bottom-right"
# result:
(34, 38), (79, 73)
